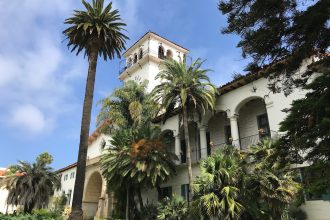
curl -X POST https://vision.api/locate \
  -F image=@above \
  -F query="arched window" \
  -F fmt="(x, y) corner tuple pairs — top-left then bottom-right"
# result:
(134, 53), (138, 63)
(138, 48), (143, 60)
(166, 50), (173, 59)
(158, 45), (165, 59)
(127, 57), (132, 68)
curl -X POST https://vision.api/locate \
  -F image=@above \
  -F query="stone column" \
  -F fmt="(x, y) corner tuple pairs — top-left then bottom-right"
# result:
(174, 134), (181, 164)
(199, 125), (208, 159)
(229, 115), (240, 149)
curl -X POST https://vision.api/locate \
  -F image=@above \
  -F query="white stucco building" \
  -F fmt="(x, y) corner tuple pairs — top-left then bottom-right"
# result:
(57, 31), (330, 220)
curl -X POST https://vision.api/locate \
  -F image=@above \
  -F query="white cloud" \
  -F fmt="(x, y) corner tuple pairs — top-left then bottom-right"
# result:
(0, 0), (85, 135)
(10, 105), (49, 134)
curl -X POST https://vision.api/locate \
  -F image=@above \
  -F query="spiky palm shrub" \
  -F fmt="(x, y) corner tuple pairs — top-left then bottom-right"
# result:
(243, 139), (301, 219)
(3, 156), (60, 213)
(63, 1), (128, 218)
(192, 146), (244, 220)
(157, 195), (188, 220)
(152, 58), (218, 200)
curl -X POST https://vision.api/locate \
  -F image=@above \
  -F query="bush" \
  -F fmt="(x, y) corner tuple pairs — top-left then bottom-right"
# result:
(0, 209), (63, 220)
(157, 195), (188, 220)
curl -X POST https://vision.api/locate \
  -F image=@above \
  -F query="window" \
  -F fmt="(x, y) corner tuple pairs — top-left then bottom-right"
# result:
(67, 189), (72, 205)
(224, 125), (232, 144)
(206, 132), (211, 156)
(70, 172), (75, 179)
(159, 186), (172, 201)
(158, 45), (165, 59)
(180, 140), (186, 163)
(181, 184), (189, 201)
(257, 114), (270, 138)
(133, 53), (138, 63)
(64, 174), (68, 181)
(138, 48), (143, 60)
(127, 57), (132, 68)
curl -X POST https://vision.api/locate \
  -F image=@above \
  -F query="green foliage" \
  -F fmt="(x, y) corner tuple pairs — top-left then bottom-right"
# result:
(279, 72), (330, 194)
(157, 195), (188, 220)
(152, 58), (218, 122)
(136, 202), (158, 220)
(191, 141), (301, 220)
(63, 0), (128, 59)
(3, 153), (60, 213)
(97, 80), (158, 130)
(192, 145), (243, 219)
(242, 139), (301, 219)
(218, 0), (330, 93)
(0, 209), (63, 220)
(36, 152), (53, 165)
(52, 193), (67, 213)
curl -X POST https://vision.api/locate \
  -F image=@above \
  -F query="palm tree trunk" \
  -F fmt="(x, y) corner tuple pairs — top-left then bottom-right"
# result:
(126, 187), (130, 220)
(183, 105), (193, 202)
(137, 188), (144, 210)
(69, 46), (98, 220)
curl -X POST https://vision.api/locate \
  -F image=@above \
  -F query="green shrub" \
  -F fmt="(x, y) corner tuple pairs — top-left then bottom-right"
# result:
(157, 195), (188, 220)
(0, 209), (63, 220)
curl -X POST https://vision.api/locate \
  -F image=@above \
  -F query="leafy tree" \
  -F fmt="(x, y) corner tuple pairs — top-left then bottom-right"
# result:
(279, 72), (330, 195)
(157, 195), (188, 220)
(192, 146), (244, 220)
(152, 58), (218, 200)
(36, 152), (53, 165)
(218, 0), (330, 94)
(243, 139), (301, 219)
(101, 126), (177, 219)
(63, 0), (128, 219)
(97, 80), (158, 130)
(1, 154), (60, 213)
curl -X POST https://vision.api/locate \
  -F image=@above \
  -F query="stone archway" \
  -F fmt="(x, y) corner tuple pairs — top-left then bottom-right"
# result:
(83, 172), (103, 219)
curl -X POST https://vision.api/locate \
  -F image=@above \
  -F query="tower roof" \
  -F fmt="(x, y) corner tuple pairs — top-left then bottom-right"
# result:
(123, 31), (189, 57)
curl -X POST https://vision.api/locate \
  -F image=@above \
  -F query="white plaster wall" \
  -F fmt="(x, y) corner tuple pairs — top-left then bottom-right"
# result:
(208, 112), (230, 147)
(216, 77), (305, 132)
(87, 134), (111, 160)
(142, 163), (200, 203)
(300, 200), (330, 220)
(0, 188), (8, 214)
(54, 166), (77, 206)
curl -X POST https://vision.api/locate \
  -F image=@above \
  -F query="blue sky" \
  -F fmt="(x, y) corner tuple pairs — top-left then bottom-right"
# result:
(0, 0), (250, 169)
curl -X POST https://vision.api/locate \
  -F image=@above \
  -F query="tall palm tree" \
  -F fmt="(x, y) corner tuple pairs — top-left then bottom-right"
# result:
(63, 0), (128, 219)
(152, 58), (218, 200)
(192, 146), (244, 219)
(1, 153), (60, 213)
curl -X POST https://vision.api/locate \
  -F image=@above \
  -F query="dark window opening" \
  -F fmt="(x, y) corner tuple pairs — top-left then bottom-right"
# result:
(181, 140), (186, 163)
(257, 113), (270, 138)
(138, 49), (143, 59)
(159, 186), (172, 201)
(133, 53), (138, 63)
(181, 184), (189, 201)
(206, 132), (211, 156)
(158, 46), (165, 59)
(224, 125), (232, 144)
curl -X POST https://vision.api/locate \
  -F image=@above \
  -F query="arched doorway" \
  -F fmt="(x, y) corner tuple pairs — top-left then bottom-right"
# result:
(83, 172), (103, 219)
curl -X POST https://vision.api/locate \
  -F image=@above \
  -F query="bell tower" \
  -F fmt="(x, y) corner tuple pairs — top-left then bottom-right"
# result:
(118, 31), (189, 92)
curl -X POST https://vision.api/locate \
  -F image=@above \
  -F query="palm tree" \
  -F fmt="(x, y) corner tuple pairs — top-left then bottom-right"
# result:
(97, 80), (158, 130)
(1, 153), (60, 213)
(152, 58), (218, 200)
(63, 0), (128, 218)
(243, 139), (301, 219)
(101, 126), (177, 219)
(192, 146), (244, 219)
